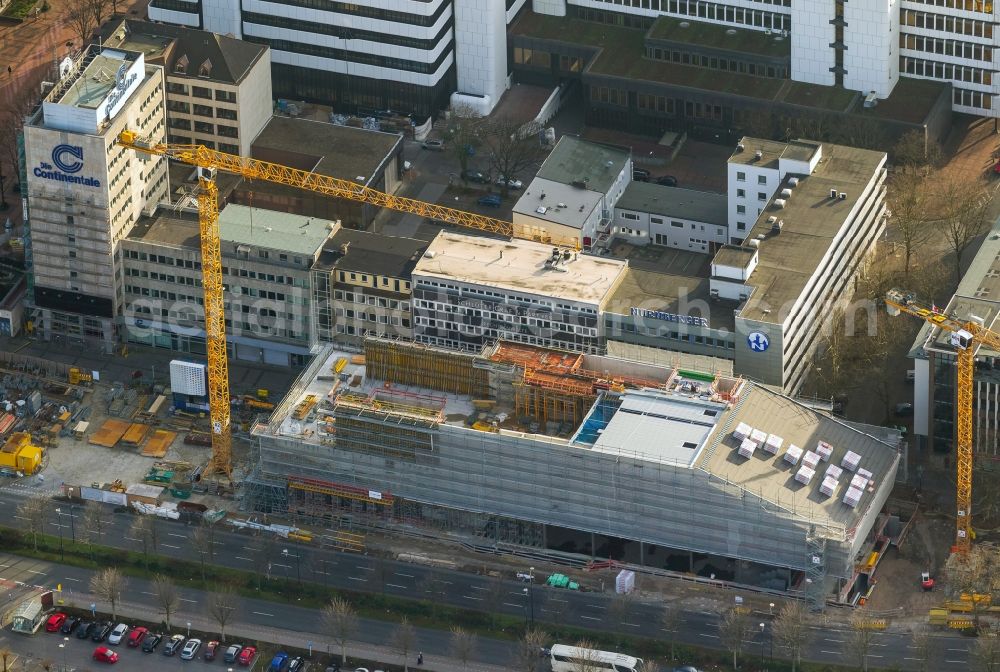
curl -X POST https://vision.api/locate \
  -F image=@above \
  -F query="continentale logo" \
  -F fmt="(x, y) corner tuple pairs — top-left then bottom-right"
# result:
(34, 144), (101, 187)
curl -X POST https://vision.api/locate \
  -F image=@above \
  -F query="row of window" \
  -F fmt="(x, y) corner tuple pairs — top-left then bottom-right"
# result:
(336, 270), (411, 291)
(903, 56), (993, 85)
(334, 309), (410, 327)
(901, 34), (993, 62)
(901, 0), (992, 14)
(244, 35), (451, 74)
(125, 249), (306, 279)
(165, 135), (239, 154)
(265, 0), (449, 27)
(242, 11), (454, 51)
(735, 172), (770, 185)
(954, 87), (993, 109)
(735, 188), (770, 201)
(901, 9), (994, 38)
(333, 290), (410, 311)
(645, 47), (789, 79)
(417, 280), (594, 312)
(606, 318), (735, 348)
(127, 301), (307, 339)
(415, 315), (600, 337)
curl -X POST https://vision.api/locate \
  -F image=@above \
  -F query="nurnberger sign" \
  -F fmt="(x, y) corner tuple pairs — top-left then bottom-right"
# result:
(630, 307), (709, 327)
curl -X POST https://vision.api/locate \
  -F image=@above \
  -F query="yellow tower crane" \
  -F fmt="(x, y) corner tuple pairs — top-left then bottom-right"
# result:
(885, 288), (1000, 553)
(117, 130), (579, 479)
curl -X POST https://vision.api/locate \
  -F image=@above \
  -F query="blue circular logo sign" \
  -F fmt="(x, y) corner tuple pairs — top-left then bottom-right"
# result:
(747, 331), (769, 352)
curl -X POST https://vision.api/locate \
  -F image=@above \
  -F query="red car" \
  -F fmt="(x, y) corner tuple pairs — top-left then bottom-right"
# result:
(238, 646), (257, 666)
(45, 613), (67, 633)
(127, 626), (149, 647)
(93, 647), (119, 664)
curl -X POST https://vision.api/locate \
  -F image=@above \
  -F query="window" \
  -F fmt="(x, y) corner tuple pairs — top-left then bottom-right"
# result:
(737, 222), (746, 231)
(737, 171), (746, 182)
(758, 175), (767, 185)
(736, 188), (745, 197)
(758, 192), (768, 200)
(737, 205), (746, 214)
(670, 221), (684, 228)
(620, 212), (640, 220)
(192, 86), (212, 99)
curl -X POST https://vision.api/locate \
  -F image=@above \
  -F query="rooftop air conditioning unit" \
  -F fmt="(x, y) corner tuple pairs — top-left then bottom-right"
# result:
(788, 177), (799, 187)
(736, 142), (745, 152)
(830, 188), (838, 199)
(839, 192), (847, 200)
(780, 188), (793, 198)
(754, 150), (763, 160)
(774, 199), (786, 208)
(748, 239), (760, 248)
(772, 219), (784, 233)
(767, 216), (777, 225)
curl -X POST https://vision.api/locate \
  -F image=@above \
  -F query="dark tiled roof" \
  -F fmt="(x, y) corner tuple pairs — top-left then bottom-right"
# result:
(316, 229), (428, 279)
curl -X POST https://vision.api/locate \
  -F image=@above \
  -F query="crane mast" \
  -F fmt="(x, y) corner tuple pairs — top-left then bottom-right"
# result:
(885, 288), (1000, 553)
(118, 130), (578, 478)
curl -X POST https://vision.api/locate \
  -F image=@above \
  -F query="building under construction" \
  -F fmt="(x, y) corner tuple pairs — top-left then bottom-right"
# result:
(246, 337), (901, 601)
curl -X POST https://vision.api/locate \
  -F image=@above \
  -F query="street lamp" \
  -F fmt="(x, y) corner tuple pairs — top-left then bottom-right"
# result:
(68, 504), (76, 543)
(186, 621), (191, 638)
(54, 507), (65, 561)
(769, 602), (775, 615)
(759, 623), (766, 667)
(282, 548), (301, 584)
(522, 566), (535, 628)
(59, 641), (67, 672)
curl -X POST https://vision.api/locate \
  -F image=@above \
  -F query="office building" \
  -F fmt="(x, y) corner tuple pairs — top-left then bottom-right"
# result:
(23, 46), (169, 348)
(121, 204), (332, 366)
(148, 0), (528, 117)
(247, 337), (902, 603)
(411, 231), (628, 354)
(101, 19), (272, 156)
(908, 216), (1000, 455)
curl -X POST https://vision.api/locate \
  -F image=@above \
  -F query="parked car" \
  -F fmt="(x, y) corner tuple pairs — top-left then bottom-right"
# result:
(225, 644), (244, 664)
(656, 175), (678, 187)
(61, 616), (82, 635)
(633, 168), (651, 182)
(127, 626), (148, 648)
(141, 633), (164, 653)
(45, 613), (67, 633)
(477, 194), (502, 208)
(238, 646), (257, 666)
(324, 665), (340, 672)
(181, 639), (202, 660)
(894, 402), (914, 417)
(92, 622), (114, 642)
(108, 623), (129, 645)
(204, 641), (220, 661)
(461, 170), (488, 184)
(270, 652), (290, 672)
(163, 634), (186, 656)
(421, 139), (445, 151)
(76, 621), (96, 640)
(288, 656), (305, 672)
(496, 176), (523, 190)
(92, 647), (119, 664)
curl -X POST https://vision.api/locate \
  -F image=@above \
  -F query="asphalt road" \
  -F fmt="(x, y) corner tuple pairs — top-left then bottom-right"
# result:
(0, 488), (975, 670)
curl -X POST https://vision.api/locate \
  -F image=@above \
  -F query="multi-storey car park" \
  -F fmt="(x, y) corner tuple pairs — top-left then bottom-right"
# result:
(245, 337), (903, 606)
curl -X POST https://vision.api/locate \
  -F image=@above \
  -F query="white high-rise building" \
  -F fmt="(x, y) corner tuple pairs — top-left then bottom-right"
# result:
(23, 46), (169, 348)
(149, 0), (528, 116)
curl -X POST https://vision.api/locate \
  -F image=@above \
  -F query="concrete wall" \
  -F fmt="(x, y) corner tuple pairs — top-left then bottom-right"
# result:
(237, 53), (274, 156)
(844, 0), (900, 98)
(790, 0), (836, 86)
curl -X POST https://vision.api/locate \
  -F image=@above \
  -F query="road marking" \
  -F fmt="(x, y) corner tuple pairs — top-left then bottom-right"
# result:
(272, 563), (291, 569)
(394, 572), (413, 578)
(348, 577), (367, 582)
(585, 604), (605, 609)
(820, 651), (840, 655)
(948, 648), (968, 652)
(125, 537), (139, 542)
(357, 565), (375, 572)
(26, 570), (45, 575)
(64, 577), (80, 582)
(946, 661), (967, 665)
(440, 580), (453, 584)
(824, 639), (845, 643)
(700, 610), (714, 616)
(168, 533), (187, 539)
(243, 546), (255, 551)
(179, 598), (196, 604)
(580, 616), (601, 622)
(867, 655), (883, 659)
(251, 612), (274, 617)
(235, 556), (252, 562)
(386, 583), (407, 590)
(463, 595), (483, 601)
(509, 592), (526, 597)
(471, 585), (488, 591)
(141, 591), (155, 596)
(549, 597), (569, 603)
(13, 516), (27, 521)
(903, 658), (924, 661)
(503, 602), (522, 608)
(162, 544), (181, 549)
(698, 634), (719, 639)
(623, 623), (640, 628)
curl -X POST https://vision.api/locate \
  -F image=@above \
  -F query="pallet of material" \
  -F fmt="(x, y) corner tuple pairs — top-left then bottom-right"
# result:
(120, 423), (149, 447)
(89, 419), (131, 448)
(142, 430), (176, 458)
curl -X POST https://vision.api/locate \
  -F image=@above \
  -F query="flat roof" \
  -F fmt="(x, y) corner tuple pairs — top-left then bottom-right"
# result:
(513, 177), (604, 229)
(536, 135), (630, 194)
(699, 383), (900, 529)
(413, 231), (628, 305)
(617, 183), (728, 226)
(606, 341), (735, 376)
(728, 137), (818, 168)
(127, 205), (333, 256)
(56, 50), (140, 110)
(736, 139), (886, 323)
(713, 245), (757, 269)
(218, 205), (333, 256)
(251, 116), (401, 186)
(648, 15), (790, 58)
(593, 391), (726, 465)
(604, 267), (736, 332)
(316, 228), (429, 278)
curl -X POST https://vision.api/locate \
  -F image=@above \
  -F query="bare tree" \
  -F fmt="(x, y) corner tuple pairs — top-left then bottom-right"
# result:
(88, 0), (112, 27)
(62, 2), (96, 47)
(482, 575), (506, 627)
(608, 590), (637, 627)
(189, 523), (215, 580)
(573, 640), (603, 672)
(322, 597), (358, 666)
(975, 626), (1000, 672)
(847, 612), (877, 672)
(935, 175), (995, 280)
(17, 496), (48, 551)
(371, 556), (391, 594)
(0, 647), (13, 672)
(129, 514), (158, 568)
(542, 590), (570, 624)
(511, 627), (548, 672)
(718, 607), (752, 670)
(659, 603), (682, 662)
(892, 130), (940, 172)
(944, 543), (1000, 629)
(250, 537), (276, 590)
(82, 501), (109, 544)
(635, 660), (659, 672)
(909, 629), (933, 672)
(481, 116), (547, 197)
(391, 616), (417, 672)
(152, 574), (179, 630)
(772, 602), (811, 672)
(90, 567), (126, 621)
(887, 169), (932, 276)
(445, 105), (482, 179)
(207, 584), (239, 641)
(449, 626), (477, 672)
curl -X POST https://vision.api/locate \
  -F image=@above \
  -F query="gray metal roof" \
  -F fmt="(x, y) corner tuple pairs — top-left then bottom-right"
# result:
(536, 136), (630, 194)
(513, 177), (603, 230)
(617, 183), (728, 226)
(593, 391), (725, 465)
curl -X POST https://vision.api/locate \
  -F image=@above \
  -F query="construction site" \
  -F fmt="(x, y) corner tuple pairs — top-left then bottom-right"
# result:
(245, 337), (904, 604)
